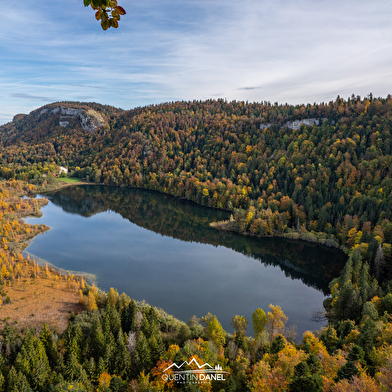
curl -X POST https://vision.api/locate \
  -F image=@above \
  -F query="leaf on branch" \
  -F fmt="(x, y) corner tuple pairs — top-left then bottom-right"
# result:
(87, 0), (126, 30)
(109, 18), (119, 28)
(101, 11), (108, 22)
(101, 20), (109, 30)
(95, 10), (102, 21)
(115, 6), (126, 15)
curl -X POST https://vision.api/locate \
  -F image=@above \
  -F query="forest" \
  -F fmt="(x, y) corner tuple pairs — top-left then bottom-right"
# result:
(0, 95), (392, 390)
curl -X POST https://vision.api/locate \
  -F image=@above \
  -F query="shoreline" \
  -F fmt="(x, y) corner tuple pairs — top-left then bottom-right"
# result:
(34, 179), (350, 258)
(15, 178), (346, 333)
(21, 181), (99, 285)
(32, 179), (92, 195)
(210, 219), (350, 255)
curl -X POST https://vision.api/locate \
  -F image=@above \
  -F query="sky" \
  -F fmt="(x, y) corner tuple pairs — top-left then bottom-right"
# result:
(0, 0), (391, 125)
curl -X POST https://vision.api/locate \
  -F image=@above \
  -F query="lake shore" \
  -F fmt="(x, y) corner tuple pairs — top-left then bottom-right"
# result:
(32, 178), (91, 195)
(34, 178), (350, 258)
(0, 180), (84, 332)
(210, 219), (350, 255)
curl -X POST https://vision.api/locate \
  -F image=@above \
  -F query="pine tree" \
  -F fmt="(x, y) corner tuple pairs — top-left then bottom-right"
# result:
(7, 366), (33, 392)
(31, 358), (50, 391)
(92, 322), (105, 360)
(84, 357), (96, 381)
(135, 331), (151, 371)
(121, 300), (137, 333)
(103, 332), (116, 374)
(65, 352), (79, 381)
(113, 330), (127, 376)
(15, 371), (33, 392)
(336, 360), (358, 381)
(96, 357), (107, 379)
(359, 261), (370, 303)
(374, 244), (386, 282)
(0, 371), (4, 392)
(289, 361), (323, 392)
(131, 350), (142, 379)
(145, 306), (159, 328)
(141, 315), (151, 338)
(226, 376), (237, 392)
(148, 333), (164, 365)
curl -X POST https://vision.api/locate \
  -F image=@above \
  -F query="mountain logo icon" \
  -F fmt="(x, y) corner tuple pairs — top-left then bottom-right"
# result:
(163, 358), (228, 374)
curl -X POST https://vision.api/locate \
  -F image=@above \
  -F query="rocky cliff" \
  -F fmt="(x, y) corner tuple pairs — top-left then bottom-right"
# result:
(37, 106), (105, 131)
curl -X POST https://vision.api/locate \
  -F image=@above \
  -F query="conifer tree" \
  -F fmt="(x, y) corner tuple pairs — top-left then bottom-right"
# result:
(135, 331), (152, 371)
(121, 301), (135, 333)
(288, 361), (323, 392)
(96, 357), (107, 378)
(31, 358), (50, 391)
(0, 371), (4, 392)
(65, 352), (79, 381)
(374, 244), (386, 282)
(92, 322), (105, 359)
(84, 357), (96, 381)
(141, 315), (151, 338)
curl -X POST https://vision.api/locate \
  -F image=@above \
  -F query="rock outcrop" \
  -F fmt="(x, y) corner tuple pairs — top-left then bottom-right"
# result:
(12, 114), (27, 122)
(37, 106), (105, 131)
(260, 118), (328, 131)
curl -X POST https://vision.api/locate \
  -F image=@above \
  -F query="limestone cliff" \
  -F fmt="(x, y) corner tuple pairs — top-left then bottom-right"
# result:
(37, 106), (105, 131)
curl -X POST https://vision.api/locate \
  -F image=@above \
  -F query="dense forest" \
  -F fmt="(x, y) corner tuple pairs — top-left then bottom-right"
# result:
(1, 95), (392, 390)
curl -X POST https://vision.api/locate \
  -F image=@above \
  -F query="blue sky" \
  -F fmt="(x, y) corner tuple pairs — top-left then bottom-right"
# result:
(1, 0), (391, 125)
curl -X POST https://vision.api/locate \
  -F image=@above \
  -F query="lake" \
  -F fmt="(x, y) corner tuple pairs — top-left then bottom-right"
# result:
(24, 185), (346, 335)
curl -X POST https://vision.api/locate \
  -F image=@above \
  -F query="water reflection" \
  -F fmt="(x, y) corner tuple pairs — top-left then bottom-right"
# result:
(25, 185), (347, 333)
(46, 185), (346, 295)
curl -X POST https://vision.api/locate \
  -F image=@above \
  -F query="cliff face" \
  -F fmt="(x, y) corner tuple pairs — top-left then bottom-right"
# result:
(37, 106), (105, 131)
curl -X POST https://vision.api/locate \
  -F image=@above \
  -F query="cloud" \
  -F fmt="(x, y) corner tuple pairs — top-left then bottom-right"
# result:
(10, 93), (53, 101)
(0, 0), (391, 124)
(238, 87), (263, 91)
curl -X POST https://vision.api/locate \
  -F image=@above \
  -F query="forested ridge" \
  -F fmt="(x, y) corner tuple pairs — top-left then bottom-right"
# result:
(1, 95), (392, 390)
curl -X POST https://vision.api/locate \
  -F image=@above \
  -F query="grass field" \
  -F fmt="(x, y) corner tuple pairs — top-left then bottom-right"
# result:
(56, 177), (81, 183)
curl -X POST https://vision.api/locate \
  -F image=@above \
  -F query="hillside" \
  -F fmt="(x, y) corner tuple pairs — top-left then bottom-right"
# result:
(1, 96), (392, 390)
(1, 97), (392, 247)
(0, 101), (123, 145)
(2, 95), (392, 300)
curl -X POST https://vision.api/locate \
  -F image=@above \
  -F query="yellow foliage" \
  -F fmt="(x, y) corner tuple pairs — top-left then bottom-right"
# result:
(97, 372), (112, 391)
(87, 290), (98, 311)
(248, 360), (271, 392)
(161, 344), (180, 362)
(302, 331), (328, 357)
(344, 329), (360, 344)
(331, 283), (339, 307)
(78, 289), (84, 305)
(107, 287), (119, 307)
(274, 341), (306, 380)
(0, 264), (10, 279)
(267, 304), (288, 339)
(332, 373), (382, 391)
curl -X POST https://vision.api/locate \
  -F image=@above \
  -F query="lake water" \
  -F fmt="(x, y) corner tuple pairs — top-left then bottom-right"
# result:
(24, 185), (346, 335)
